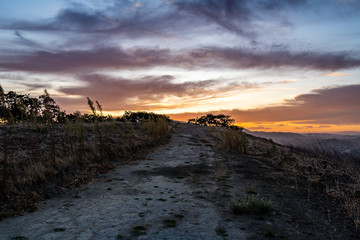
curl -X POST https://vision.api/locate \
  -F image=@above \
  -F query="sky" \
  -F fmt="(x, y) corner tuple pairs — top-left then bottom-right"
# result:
(0, 0), (359, 133)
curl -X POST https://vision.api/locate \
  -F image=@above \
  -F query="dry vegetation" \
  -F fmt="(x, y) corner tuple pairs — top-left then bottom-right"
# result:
(0, 87), (170, 218)
(210, 126), (360, 229)
(0, 118), (170, 218)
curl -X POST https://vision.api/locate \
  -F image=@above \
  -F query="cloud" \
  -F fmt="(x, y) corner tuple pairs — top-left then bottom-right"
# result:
(0, 0), (308, 40)
(55, 73), (277, 112)
(1, 46), (359, 72)
(0, 47), (172, 72)
(0, 2), (185, 38)
(22, 82), (52, 91)
(57, 74), (221, 111)
(14, 31), (42, 49)
(169, 84), (360, 125)
(204, 47), (360, 70)
(324, 72), (351, 77)
(174, 0), (254, 37)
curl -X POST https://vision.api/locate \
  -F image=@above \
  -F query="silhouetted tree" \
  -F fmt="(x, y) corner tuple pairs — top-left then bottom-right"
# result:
(0, 87), (65, 124)
(122, 111), (170, 123)
(188, 114), (235, 127)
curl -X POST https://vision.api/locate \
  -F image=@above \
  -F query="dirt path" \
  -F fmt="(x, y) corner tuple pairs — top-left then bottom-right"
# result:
(0, 124), (242, 239)
(0, 123), (357, 239)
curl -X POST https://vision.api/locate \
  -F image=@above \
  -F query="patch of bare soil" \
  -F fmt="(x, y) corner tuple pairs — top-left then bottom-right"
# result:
(0, 123), (358, 239)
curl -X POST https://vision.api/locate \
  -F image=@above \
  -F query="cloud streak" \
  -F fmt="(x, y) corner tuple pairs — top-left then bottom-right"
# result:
(1, 46), (359, 72)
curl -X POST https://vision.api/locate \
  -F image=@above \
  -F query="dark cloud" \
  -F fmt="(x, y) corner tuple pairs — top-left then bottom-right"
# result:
(1, 46), (359, 72)
(205, 47), (360, 70)
(174, 0), (308, 37)
(56, 9), (104, 29)
(174, 0), (253, 37)
(0, 47), (171, 72)
(0, 2), (182, 38)
(169, 84), (360, 125)
(0, 0), (308, 40)
(22, 82), (52, 91)
(14, 31), (42, 49)
(259, 0), (307, 11)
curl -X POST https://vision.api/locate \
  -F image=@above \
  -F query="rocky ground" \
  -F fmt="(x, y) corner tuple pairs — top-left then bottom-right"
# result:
(0, 123), (358, 240)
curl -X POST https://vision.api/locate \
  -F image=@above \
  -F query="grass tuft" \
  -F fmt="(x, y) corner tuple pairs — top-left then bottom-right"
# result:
(263, 225), (276, 237)
(224, 128), (248, 154)
(231, 196), (273, 215)
(216, 226), (228, 237)
(132, 225), (146, 235)
(163, 219), (177, 227)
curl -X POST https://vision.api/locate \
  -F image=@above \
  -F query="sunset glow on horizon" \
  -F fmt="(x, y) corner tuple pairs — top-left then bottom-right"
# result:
(1, 0), (359, 133)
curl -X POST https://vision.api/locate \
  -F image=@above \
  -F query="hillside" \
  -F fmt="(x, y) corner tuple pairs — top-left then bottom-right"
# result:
(245, 130), (360, 159)
(1, 123), (359, 239)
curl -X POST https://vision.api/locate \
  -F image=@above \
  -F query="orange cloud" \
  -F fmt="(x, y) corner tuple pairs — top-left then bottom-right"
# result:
(168, 84), (360, 133)
(324, 72), (351, 77)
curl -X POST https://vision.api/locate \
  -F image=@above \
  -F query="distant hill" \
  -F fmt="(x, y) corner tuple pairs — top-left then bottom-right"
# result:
(244, 130), (360, 158)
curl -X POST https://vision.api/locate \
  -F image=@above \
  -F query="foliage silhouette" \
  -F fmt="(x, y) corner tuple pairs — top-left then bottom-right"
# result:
(188, 114), (234, 127)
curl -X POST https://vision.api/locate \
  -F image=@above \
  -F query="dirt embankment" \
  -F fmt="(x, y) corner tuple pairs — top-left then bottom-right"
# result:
(0, 123), (359, 239)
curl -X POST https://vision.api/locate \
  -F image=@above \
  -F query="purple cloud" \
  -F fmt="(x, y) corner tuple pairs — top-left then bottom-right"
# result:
(1, 46), (359, 72)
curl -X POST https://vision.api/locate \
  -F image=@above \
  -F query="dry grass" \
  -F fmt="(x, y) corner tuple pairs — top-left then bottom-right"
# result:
(223, 128), (248, 154)
(243, 134), (360, 229)
(210, 127), (360, 228)
(0, 119), (170, 216)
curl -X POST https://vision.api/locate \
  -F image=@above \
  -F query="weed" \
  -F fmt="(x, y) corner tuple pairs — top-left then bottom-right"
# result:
(0, 210), (16, 219)
(216, 226), (228, 237)
(54, 227), (66, 232)
(132, 225), (146, 235)
(163, 219), (177, 227)
(174, 214), (184, 219)
(273, 190), (282, 197)
(11, 237), (28, 240)
(231, 196), (273, 215)
(215, 163), (226, 181)
(246, 187), (257, 194)
(190, 174), (202, 183)
(263, 226), (276, 237)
